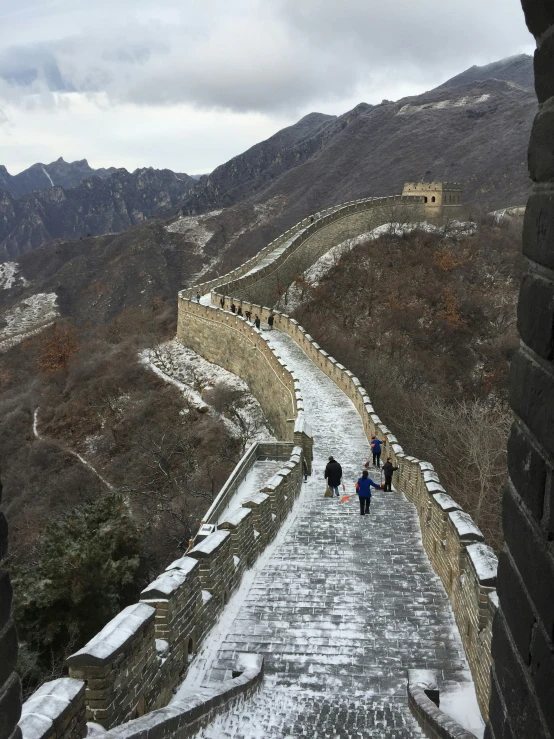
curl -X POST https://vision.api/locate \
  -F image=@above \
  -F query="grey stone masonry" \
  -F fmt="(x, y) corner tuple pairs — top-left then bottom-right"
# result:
(193, 330), (480, 738)
(188, 531), (234, 607)
(408, 671), (478, 739)
(241, 493), (273, 550)
(218, 508), (256, 575)
(19, 679), (86, 739)
(486, 3), (554, 738)
(66, 603), (158, 727)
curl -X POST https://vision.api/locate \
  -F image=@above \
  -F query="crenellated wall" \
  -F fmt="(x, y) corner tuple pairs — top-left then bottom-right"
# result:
(189, 294), (498, 720)
(18, 440), (307, 739)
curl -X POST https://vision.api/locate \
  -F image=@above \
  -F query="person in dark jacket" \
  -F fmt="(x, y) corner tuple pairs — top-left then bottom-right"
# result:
(220, 297), (225, 309)
(230, 303), (236, 313)
(356, 469), (381, 515)
(268, 314), (274, 330)
(237, 305), (243, 317)
(370, 435), (386, 468)
(245, 310), (252, 321)
(324, 456), (342, 497)
(196, 291), (201, 303)
(382, 458), (399, 492)
(254, 315), (261, 329)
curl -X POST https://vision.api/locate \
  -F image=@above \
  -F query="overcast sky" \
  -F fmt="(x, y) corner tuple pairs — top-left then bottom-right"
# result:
(0, 0), (534, 176)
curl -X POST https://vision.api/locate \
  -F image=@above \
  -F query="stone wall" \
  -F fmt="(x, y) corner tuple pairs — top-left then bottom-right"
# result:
(486, 2), (554, 738)
(407, 670), (478, 739)
(19, 679), (86, 739)
(15, 442), (306, 739)
(0, 474), (22, 739)
(220, 196), (424, 308)
(176, 299), (298, 441)
(100, 654), (264, 739)
(202, 298), (497, 720)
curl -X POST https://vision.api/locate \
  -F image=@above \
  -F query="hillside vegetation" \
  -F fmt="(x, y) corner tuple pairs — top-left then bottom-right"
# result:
(292, 217), (523, 548)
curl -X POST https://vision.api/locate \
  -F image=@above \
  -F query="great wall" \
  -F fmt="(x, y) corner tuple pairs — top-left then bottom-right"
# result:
(3, 6), (554, 736)
(1, 184), (504, 739)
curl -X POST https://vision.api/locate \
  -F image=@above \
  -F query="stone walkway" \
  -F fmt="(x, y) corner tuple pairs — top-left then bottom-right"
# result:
(188, 330), (478, 738)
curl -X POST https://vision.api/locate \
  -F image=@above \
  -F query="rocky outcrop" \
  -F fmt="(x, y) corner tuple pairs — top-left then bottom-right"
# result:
(0, 168), (196, 261)
(177, 56), (537, 231)
(0, 158), (117, 198)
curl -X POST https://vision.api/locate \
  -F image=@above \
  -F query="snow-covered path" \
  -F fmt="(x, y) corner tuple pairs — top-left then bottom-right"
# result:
(192, 329), (480, 738)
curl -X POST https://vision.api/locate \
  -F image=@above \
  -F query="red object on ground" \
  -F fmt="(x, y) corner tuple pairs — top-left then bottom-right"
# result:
(340, 495), (350, 503)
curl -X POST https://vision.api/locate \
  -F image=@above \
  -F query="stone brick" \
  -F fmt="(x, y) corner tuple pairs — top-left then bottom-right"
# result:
(534, 35), (554, 104)
(517, 272), (554, 361)
(491, 613), (548, 739)
(506, 423), (547, 523)
(530, 624), (554, 737)
(0, 673), (22, 739)
(509, 348), (554, 458)
(0, 513), (7, 560)
(496, 551), (536, 664)
(529, 99), (554, 183)
(502, 486), (554, 648)
(0, 571), (13, 631)
(521, 0), (554, 38)
(522, 189), (554, 271)
(0, 621), (18, 687)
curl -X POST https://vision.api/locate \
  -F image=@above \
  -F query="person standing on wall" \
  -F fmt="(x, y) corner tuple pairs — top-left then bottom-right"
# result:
(356, 469), (381, 515)
(230, 302), (236, 313)
(370, 435), (386, 468)
(245, 309), (252, 321)
(254, 315), (261, 329)
(382, 458), (398, 492)
(220, 297), (225, 309)
(196, 291), (201, 303)
(237, 305), (243, 317)
(325, 456), (342, 498)
(268, 314), (275, 330)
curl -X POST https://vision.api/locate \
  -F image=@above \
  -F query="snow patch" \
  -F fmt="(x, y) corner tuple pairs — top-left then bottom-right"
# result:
(440, 679), (486, 738)
(0, 262), (28, 289)
(165, 210), (222, 250)
(0, 292), (59, 353)
(286, 221), (475, 309)
(140, 340), (274, 443)
(41, 165), (55, 187)
(397, 94), (491, 115)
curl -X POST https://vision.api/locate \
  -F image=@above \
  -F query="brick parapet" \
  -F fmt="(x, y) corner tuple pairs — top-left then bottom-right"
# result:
(19, 679), (86, 739)
(407, 670), (478, 739)
(175, 199), (499, 721)
(21, 438), (304, 739)
(100, 654), (264, 739)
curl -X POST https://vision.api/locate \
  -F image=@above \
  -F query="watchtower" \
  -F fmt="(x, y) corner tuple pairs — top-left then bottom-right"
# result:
(402, 182), (463, 219)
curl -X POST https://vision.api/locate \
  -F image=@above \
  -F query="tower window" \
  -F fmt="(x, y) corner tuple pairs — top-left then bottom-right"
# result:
(431, 196), (436, 203)
(423, 196), (428, 203)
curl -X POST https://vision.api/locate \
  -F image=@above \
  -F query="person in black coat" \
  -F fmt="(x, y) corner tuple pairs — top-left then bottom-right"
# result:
(237, 305), (243, 317)
(254, 315), (261, 329)
(268, 314), (274, 330)
(324, 456), (342, 497)
(230, 303), (236, 313)
(382, 458), (399, 492)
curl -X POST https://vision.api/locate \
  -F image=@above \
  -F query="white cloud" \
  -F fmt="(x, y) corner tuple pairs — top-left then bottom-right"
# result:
(0, 0), (535, 174)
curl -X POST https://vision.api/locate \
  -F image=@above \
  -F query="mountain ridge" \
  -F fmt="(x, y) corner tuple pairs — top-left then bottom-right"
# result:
(0, 167), (196, 260)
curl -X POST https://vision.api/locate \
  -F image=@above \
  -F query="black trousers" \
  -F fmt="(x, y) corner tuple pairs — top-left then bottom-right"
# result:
(359, 497), (371, 515)
(373, 451), (381, 467)
(384, 476), (393, 492)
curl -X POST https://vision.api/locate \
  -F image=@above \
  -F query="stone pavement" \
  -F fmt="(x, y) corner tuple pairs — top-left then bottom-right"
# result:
(189, 330), (477, 738)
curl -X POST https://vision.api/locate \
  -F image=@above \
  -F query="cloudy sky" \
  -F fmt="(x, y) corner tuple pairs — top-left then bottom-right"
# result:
(0, 0), (534, 176)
